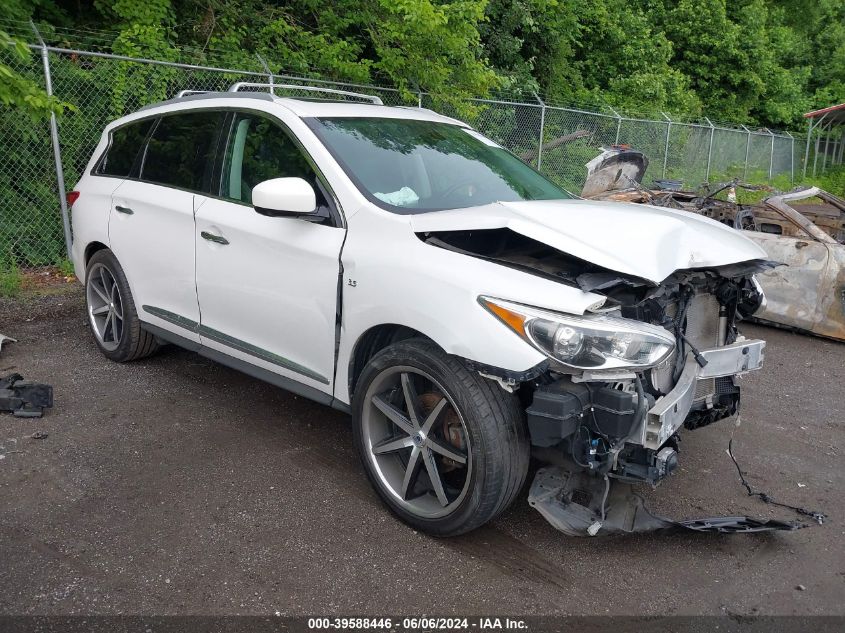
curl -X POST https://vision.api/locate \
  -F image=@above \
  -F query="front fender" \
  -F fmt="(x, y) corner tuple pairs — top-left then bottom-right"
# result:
(333, 208), (604, 404)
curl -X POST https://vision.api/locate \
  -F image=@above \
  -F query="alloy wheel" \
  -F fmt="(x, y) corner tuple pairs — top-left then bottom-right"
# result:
(86, 262), (124, 352)
(362, 366), (472, 519)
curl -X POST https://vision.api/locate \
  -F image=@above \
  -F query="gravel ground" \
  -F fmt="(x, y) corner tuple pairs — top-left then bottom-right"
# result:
(0, 285), (842, 616)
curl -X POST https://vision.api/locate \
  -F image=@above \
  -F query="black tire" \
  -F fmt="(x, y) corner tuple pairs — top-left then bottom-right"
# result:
(352, 339), (530, 536)
(85, 249), (159, 362)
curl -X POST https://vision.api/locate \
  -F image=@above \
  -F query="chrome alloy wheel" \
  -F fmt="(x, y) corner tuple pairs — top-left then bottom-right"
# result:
(86, 262), (124, 352)
(362, 366), (472, 519)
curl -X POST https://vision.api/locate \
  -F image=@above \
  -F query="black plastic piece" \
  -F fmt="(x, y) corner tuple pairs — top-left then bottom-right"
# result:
(684, 377), (739, 430)
(526, 380), (638, 447)
(526, 382), (588, 447)
(678, 516), (803, 533)
(589, 386), (637, 436)
(0, 373), (53, 418)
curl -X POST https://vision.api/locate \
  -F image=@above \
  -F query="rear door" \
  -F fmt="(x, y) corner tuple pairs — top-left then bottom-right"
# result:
(72, 118), (154, 278)
(193, 110), (345, 394)
(109, 110), (225, 343)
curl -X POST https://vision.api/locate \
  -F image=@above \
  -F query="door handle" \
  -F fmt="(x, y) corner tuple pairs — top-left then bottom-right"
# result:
(201, 231), (230, 245)
(115, 205), (134, 215)
(795, 241), (809, 249)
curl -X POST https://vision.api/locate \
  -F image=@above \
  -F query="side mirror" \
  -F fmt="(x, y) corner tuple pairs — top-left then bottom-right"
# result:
(252, 177), (317, 217)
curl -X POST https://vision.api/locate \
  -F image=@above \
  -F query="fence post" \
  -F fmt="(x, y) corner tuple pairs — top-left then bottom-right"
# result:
(821, 128), (830, 173)
(534, 93), (546, 171)
(812, 114), (829, 177)
(31, 21), (72, 261)
(766, 128), (775, 181)
(785, 131), (795, 185)
(417, 91), (423, 108)
(803, 118), (813, 180)
(704, 117), (715, 182)
(816, 117), (834, 176)
(256, 53), (274, 95)
(609, 107), (622, 145)
(660, 112), (671, 179)
(739, 124), (751, 180)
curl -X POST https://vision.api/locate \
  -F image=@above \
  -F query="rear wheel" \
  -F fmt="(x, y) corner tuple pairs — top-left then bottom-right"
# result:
(352, 339), (529, 536)
(85, 249), (159, 362)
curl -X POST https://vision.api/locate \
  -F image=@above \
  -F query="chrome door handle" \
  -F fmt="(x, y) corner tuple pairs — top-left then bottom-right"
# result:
(201, 231), (230, 245)
(115, 205), (134, 215)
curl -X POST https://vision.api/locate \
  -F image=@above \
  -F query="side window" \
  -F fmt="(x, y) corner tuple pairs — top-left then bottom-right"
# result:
(141, 111), (224, 192)
(220, 113), (323, 206)
(96, 119), (154, 177)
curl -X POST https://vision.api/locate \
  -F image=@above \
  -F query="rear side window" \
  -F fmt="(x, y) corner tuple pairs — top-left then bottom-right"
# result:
(96, 119), (154, 177)
(141, 111), (224, 192)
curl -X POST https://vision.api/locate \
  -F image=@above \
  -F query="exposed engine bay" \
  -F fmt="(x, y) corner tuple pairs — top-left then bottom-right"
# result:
(419, 227), (801, 535)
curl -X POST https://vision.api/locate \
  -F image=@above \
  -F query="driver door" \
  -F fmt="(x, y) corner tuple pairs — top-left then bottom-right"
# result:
(194, 111), (345, 394)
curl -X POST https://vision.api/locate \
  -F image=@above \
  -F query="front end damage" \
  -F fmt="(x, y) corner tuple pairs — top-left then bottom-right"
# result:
(420, 224), (802, 535)
(522, 264), (781, 535)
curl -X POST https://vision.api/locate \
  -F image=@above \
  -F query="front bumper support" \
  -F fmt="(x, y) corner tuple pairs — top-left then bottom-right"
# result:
(643, 338), (765, 450)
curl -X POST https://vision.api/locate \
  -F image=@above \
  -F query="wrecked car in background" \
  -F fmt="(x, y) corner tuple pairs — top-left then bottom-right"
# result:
(585, 149), (845, 342)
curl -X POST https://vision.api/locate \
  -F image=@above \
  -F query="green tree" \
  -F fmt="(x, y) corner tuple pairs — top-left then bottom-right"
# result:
(0, 30), (69, 120)
(15, 0), (845, 127)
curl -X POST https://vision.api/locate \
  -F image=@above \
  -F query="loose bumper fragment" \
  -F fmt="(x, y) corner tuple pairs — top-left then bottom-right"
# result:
(527, 466), (803, 537)
(0, 333), (15, 354)
(0, 373), (54, 418)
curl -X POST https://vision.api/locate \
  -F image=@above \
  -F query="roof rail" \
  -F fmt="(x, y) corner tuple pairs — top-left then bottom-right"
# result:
(227, 82), (384, 105)
(176, 89), (210, 98)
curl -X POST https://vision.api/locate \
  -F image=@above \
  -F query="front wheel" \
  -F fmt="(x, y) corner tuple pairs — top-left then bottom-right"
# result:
(352, 339), (529, 536)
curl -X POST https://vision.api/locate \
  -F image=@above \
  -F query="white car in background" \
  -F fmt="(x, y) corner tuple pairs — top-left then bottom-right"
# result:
(68, 84), (770, 537)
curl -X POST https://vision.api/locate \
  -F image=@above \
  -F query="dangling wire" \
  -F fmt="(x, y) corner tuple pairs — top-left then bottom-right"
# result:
(728, 438), (826, 525)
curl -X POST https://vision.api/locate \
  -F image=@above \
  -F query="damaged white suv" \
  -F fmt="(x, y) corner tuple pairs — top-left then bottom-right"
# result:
(69, 85), (769, 537)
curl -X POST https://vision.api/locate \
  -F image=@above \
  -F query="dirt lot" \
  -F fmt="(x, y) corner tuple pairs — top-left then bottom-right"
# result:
(0, 284), (843, 616)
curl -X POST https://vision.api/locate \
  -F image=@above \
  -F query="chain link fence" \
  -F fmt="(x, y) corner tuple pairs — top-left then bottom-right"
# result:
(0, 44), (832, 270)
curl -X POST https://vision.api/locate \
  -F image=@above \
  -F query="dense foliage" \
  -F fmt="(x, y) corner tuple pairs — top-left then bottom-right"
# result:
(1, 29), (70, 119)
(4, 0), (845, 128)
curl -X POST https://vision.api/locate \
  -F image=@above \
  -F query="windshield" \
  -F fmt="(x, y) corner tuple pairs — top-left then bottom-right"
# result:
(308, 117), (571, 214)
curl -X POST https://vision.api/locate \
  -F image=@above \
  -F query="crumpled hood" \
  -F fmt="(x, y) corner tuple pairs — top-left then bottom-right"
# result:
(410, 199), (768, 284)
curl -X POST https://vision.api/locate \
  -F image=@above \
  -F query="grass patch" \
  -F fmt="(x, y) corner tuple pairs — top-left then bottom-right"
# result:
(0, 263), (22, 298)
(57, 258), (75, 277)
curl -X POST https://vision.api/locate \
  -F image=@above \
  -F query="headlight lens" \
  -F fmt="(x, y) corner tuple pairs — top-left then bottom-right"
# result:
(479, 296), (675, 370)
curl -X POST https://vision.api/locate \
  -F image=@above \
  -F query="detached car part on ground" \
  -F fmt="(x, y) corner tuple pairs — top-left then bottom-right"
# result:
(68, 89), (786, 538)
(586, 148), (845, 343)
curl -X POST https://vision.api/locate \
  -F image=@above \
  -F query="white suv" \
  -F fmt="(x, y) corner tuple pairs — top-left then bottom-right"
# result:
(69, 85), (769, 537)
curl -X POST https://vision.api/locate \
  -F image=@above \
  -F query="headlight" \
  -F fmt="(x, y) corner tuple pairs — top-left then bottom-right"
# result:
(479, 296), (675, 370)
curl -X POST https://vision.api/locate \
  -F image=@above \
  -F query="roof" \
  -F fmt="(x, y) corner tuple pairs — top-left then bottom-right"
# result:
(272, 98), (465, 124)
(803, 103), (845, 126)
(134, 91), (468, 127)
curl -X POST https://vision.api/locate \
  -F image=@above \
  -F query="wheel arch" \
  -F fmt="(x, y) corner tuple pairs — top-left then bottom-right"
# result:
(347, 323), (440, 399)
(83, 241), (109, 273)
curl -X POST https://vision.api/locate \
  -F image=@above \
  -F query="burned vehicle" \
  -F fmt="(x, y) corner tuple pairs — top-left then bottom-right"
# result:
(586, 149), (845, 342)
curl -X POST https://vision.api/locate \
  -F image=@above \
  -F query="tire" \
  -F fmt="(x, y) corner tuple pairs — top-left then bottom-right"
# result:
(85, 249), (159, 362)
(352, 339), (530, 536)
